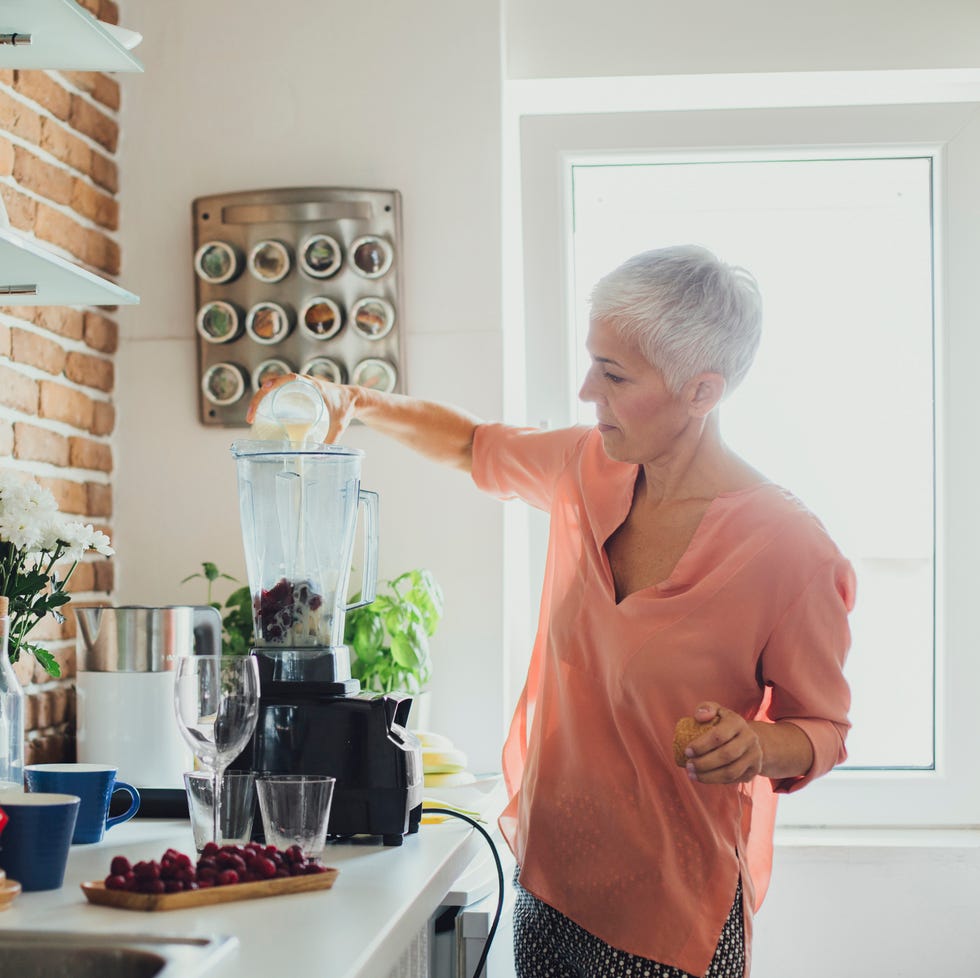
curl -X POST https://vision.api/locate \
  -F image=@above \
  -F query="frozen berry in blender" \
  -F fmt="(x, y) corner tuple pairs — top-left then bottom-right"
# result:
(254, 577), (325, 644)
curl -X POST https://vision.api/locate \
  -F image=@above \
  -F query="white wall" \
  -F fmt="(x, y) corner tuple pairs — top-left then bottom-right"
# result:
(752, 834), (980, 976)
(505, 0), (980, 79)
(115, 0), (506, 771)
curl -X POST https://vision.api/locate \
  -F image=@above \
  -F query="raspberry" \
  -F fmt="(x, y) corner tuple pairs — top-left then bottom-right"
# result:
(109, 856), (131, 877)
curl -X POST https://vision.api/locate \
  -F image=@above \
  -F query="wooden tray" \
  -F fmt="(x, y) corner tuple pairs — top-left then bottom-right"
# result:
(81, 868), (338, 912)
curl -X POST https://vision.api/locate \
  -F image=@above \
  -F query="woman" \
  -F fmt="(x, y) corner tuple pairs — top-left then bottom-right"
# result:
(250, 244), (855, 977)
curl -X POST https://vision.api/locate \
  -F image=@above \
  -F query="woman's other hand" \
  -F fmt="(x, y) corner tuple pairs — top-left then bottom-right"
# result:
(682, 703), (763, 784)
(682, 701), (816, 784)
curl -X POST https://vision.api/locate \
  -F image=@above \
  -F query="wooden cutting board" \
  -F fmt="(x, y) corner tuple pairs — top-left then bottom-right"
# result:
(81, 868), (338, 912)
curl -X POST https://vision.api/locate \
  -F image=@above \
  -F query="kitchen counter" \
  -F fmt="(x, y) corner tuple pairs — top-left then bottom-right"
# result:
(0, 807), (497, 978)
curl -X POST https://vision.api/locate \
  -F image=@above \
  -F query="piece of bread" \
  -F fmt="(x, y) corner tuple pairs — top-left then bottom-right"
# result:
(672, 714), (721, 766)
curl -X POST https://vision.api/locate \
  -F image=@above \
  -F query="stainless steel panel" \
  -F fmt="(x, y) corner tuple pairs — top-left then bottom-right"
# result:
(192, 186), (406, 427)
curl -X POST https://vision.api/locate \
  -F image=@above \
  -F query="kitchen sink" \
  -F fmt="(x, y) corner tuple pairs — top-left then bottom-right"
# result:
(0, 930), (237, 978)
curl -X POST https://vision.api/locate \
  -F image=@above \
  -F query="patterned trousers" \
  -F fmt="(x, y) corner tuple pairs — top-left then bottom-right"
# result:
(512, 872), (745, 978)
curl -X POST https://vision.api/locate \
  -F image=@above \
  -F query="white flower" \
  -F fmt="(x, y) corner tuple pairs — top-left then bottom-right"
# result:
(0, 473), (58, 526)
(0, 511), (43, 551)
(88, 528), (114, 557)
(55, 520), (115, 560)
(1, 474), (113, 558)
(32, 513), (68, 554)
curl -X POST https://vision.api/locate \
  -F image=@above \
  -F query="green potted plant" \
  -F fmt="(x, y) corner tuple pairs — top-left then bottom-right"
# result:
(180, 562), (253, 655)
(344, 568), (444, 696)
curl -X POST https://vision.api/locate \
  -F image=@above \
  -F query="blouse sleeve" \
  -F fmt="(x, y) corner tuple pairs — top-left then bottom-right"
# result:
(471, 423), (589, 513)
(760, 554), (857, 793)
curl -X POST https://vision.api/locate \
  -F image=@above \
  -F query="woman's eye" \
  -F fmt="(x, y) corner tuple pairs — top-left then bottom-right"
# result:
(604, 372), (625, 384)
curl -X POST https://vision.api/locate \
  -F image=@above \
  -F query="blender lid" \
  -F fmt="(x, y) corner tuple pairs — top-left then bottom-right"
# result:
(230, 440), (365, 458)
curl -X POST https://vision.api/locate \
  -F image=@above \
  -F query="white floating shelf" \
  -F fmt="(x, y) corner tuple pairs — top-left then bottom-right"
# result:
(0, 225), (138, 306)
(0, 0), (143, 72)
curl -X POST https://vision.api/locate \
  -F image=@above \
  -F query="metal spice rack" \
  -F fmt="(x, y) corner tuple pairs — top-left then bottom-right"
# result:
(192, 187), (405, 427)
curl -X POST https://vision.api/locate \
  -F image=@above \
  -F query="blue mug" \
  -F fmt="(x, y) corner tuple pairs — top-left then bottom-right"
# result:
(24, 763), (140, 844)
(0, 791), (80, 891)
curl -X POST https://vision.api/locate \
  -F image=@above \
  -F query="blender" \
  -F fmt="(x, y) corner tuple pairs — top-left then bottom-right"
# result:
(231, 436), (422, 845)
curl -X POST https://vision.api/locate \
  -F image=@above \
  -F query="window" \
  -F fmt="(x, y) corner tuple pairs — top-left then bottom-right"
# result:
(569, 154), (935, 772)
(514, 92), (980, 825)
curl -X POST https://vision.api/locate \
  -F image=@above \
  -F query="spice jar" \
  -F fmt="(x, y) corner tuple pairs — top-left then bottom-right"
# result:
(300, 297), (344, 341)
(201, 362), (247, 406)
(350, 297), (395, 341)
(351, 357), (397, 392)
(350, 235), (393, 278)
(246, 301), (293, 345)
(194, 240), (242, 284)
(248, 239), (292, 283)
(251, 358), (293, 393)
(302, 356), (346, 385)
(196, 300), (243, 344)
(300, 233), (343, 279)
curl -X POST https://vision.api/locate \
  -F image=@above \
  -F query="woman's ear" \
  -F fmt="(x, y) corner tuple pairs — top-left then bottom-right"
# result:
(684, 372), (726, 418)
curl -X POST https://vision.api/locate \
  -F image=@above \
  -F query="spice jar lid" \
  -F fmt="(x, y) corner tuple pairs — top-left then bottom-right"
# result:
(245, 301), (293, 345)
(350, 297), (395, 341)
(251, 358), (293, 393)
(300, 297), (344, 341)
(201, 363), (246, 405)
(351, 357), (397, 392)
(302, 356), (346, 385)
(196, 300), (241, 344)
(350, 235), (393, 279)
(300, 233), (343, 279)
(248, 239), (292, 283)
(194, 240), (241, 284)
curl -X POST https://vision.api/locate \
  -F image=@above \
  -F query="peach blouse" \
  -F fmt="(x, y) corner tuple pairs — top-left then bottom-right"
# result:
(471, 423), (856, 977)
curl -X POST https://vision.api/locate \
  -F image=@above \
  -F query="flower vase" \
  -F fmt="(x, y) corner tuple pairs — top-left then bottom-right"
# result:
(0, 598), (25, 793)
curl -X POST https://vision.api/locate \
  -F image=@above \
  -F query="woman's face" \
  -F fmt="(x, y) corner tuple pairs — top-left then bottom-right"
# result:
(578, 317), (692, 464)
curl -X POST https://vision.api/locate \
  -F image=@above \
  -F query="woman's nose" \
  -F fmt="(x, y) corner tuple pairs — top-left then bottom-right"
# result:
(579, 368), (599, 404)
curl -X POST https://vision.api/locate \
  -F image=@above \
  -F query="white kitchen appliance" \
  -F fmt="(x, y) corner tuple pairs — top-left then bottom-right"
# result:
(75, 605), (221, 800)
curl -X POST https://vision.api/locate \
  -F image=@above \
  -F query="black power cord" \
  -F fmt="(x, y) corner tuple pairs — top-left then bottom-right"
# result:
(425, 807), (505, 978)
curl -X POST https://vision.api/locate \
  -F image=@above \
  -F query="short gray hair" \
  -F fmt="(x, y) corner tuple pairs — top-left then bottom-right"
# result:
(589, 245), (763, 395)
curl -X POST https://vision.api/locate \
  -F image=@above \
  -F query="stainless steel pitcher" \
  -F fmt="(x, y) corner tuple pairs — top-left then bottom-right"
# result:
(75, 605), (221, 789)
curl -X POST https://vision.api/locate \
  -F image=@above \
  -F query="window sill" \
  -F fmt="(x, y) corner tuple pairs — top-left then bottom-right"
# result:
(774, 825), (980, 849)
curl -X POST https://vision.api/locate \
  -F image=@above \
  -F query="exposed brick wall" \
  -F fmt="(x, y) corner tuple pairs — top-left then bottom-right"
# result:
(0, 0), (124, 767)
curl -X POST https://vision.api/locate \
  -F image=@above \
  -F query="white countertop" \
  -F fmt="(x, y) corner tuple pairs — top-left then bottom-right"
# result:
(0, 813), (491, 978)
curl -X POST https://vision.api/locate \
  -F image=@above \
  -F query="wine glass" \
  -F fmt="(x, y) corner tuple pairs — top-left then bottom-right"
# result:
(173, 655), (260, 847)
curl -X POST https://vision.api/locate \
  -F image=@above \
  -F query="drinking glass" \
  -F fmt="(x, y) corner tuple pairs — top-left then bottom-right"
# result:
(173, 655), (260, 847)
(184, 770), (256, 853)
(255, 774), (335, 857)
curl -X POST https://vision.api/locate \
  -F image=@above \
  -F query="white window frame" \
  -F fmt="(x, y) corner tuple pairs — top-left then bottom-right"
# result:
(505, 73), (980, 827)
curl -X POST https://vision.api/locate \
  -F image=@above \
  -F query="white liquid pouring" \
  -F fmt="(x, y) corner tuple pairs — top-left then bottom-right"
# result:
(250, 380), (332, 646)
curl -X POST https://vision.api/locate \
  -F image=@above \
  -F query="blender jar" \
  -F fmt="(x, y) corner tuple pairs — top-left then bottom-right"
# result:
(231, 441), (378, 650)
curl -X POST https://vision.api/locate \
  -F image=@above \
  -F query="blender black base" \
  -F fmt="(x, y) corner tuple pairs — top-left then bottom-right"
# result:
(235, 646), (424, 847)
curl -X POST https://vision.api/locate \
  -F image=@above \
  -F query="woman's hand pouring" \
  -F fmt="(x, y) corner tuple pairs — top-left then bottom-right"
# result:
(247, 373), (358, 444)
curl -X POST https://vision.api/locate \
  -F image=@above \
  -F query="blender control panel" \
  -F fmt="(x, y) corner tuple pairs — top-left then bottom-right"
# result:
(192, 186), (405, 427)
